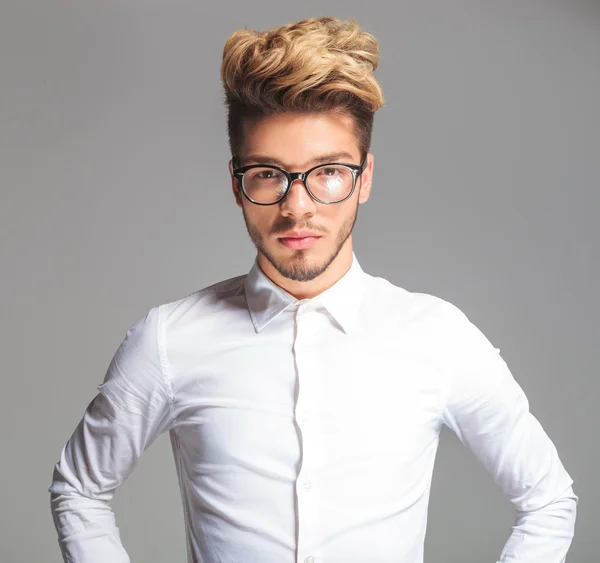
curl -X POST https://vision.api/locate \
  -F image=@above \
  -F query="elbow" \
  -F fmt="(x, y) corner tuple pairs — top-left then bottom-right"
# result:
(557, 485), (578, 530)
(549, 484), (578, 519)
(49, 465), (114, 527)
(515, 484), (578, 541)
(49, 486), (116, 545)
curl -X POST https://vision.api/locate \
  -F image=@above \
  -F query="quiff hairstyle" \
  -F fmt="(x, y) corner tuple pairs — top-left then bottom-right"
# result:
(221, 17), (384, 162)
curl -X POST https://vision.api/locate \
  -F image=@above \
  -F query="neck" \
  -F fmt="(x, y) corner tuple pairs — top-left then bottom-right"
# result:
(257, 240), (354, 300)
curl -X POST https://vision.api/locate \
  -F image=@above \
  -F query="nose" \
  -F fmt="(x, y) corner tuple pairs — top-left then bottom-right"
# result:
(280, 178), (316, 215)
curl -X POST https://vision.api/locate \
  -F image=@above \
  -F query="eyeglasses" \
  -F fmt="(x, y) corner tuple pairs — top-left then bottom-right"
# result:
(231, 157), (367, 205)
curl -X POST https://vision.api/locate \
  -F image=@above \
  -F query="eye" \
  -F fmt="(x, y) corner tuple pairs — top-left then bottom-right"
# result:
(257, 170), (277, 179)
(320, 167), (341, 176)
(246, 168), (284, 182)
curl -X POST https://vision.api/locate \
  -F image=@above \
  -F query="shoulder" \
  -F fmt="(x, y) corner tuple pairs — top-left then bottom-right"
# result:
(153, 273), (247, 323)
(364, 273), (500, 361)
(116, 273), (246, 355)
(364, 273), (470, 329)
(105, 274), (247, 392)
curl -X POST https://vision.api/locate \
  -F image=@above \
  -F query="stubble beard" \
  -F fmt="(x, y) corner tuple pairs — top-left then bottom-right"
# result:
(242, 200), (360, 282)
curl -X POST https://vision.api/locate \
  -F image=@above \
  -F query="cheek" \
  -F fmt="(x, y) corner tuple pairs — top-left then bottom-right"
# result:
(335, 202), (358, 226)
(244, 207), (277, 231)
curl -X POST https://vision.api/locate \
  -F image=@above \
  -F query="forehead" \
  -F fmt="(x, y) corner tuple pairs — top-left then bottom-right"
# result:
(239, 111), (361, 168)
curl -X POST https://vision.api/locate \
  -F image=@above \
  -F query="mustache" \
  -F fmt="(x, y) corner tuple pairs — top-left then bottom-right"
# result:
(272, 223), (324, 235)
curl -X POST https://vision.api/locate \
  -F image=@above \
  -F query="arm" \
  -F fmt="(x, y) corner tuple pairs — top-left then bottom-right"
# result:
(48, 305), (175, 563)
(438, 303), (577, 563)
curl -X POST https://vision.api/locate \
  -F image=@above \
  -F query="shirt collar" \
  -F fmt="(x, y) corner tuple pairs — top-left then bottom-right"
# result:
(244, 252), (366, 335)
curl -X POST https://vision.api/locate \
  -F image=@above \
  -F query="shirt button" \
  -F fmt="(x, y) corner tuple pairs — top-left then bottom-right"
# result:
(303, 480), (312, 491)
(304, 557), (315, 563)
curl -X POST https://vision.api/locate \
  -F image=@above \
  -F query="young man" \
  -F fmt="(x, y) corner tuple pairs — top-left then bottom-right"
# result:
(50, 17), (577, 563)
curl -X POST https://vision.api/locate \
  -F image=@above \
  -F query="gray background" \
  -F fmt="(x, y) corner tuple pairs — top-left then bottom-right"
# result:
(1, 1), (598, 561)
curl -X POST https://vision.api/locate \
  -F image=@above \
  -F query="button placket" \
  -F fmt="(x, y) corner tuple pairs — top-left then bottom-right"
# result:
(294, 307), (322, 563)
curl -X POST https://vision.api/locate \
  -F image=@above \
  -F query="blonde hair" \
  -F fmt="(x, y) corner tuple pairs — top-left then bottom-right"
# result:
(221, 17), (384, 159)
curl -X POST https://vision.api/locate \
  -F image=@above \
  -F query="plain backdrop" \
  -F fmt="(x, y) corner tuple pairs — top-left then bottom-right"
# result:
(1, 1), (598, 562)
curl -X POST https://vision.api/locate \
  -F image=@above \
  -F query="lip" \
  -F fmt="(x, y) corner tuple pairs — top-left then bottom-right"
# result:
(278, 231), (322, 239)
(279, 235), (321, 250)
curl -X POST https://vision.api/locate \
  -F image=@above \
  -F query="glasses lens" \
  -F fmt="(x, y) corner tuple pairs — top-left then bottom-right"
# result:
(307, 165), (354, 203)
(242, 167), (288, 203)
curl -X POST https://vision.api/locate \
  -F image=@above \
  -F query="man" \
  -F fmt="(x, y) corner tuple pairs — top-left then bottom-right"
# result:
(49, 16), (577, 563)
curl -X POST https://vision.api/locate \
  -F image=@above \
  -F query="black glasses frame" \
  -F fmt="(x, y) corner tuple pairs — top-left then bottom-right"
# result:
(231, 157), (367, 205)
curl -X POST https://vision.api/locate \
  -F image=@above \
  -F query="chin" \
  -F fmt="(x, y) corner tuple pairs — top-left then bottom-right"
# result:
(280, 246), (322, 259)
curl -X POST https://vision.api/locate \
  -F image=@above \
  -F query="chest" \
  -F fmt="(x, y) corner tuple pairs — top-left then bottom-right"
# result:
(167, 312), (443, 475)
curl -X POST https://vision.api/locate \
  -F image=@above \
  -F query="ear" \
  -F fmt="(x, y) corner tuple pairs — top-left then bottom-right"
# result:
(229, 159), (243, 208)
(357, 153), (374, 204)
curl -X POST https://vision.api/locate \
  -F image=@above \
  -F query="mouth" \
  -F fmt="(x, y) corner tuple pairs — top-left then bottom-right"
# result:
(278, 235), (322, 250)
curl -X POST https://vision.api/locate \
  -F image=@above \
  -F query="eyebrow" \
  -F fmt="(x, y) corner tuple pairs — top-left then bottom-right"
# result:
(241, 152), (357, 169)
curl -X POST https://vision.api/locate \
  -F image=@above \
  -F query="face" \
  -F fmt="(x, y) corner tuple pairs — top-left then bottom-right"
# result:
(229, 111), (374, 289)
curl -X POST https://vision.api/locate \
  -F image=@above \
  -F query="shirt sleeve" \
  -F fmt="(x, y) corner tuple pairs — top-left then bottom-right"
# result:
(48, 304), (175, 563)
(438, 302), (578, 563)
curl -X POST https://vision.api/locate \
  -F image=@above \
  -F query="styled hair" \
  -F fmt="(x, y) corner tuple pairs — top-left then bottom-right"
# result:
(221, 17), (384, 161)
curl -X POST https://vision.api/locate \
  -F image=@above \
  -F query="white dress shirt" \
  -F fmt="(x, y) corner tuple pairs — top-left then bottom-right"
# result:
(49, 252), (577, 563)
